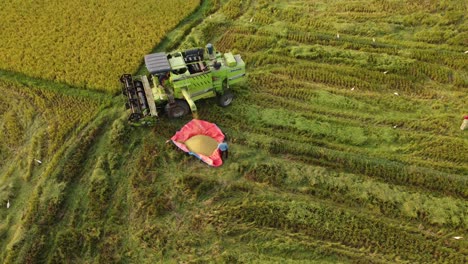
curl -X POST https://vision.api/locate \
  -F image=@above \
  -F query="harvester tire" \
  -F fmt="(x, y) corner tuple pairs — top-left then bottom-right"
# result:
(217, 89), (234, 107)
(129, 113), (143, 122)
(165, 100), (190, 118)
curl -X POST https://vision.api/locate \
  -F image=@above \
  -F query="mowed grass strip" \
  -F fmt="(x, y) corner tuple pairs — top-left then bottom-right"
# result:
(0, 76), (106, 178)
(0, 0), (200, 92)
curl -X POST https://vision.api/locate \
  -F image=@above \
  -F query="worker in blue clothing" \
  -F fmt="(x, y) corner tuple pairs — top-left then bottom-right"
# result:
(218, 141), (228, 160)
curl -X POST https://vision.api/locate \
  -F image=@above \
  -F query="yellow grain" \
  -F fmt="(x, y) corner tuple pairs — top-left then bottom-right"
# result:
(184, 135), (219, 156)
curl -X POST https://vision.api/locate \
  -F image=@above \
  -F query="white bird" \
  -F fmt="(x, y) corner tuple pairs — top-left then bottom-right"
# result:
(250, 17), (253, 23)
(34, 159), (42, 164)
(372, 38), (376, 42)
(383, 71), (388, 74)
(453, 236), (463, 240)
(393, 125), (398, 129)
(336, 33), (340, 39)
(351, 87), (355, 91)
(464, 51), (468, 54)
(7, 200), (10, 209)
(394, 92), (399, 96)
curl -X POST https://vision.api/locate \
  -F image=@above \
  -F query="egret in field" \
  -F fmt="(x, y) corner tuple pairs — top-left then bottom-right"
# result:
(34, 159), (42, 164)
(336, 33), (340, 39)
(7, 200), (10, 209)
(453, 236), (462, 240)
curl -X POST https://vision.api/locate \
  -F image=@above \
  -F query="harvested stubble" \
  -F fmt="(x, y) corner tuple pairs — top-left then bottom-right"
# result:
(183, 135), (219, 156)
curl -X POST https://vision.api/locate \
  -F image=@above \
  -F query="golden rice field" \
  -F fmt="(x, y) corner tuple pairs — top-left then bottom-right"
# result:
(0, 0), (467, 263)
(0, 0), (200, 92)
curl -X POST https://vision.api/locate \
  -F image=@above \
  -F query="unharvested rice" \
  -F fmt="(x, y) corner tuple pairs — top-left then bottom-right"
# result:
(184, 135), (219, 156)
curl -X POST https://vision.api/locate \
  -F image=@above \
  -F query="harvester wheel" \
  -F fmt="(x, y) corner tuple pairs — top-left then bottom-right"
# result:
(128, 113), (143, 122)
(165, 100), (190, 118)
(217, 89), (234, 107)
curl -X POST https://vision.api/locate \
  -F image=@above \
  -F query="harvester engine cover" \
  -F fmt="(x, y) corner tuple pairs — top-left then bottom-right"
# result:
(120, 43), (246, 124)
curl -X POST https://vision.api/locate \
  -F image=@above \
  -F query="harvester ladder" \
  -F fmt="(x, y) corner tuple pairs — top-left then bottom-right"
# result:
(181, 88), (198, 119)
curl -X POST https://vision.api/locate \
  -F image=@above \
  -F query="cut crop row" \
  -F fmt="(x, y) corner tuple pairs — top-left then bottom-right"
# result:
(266, 137), (467, 198)
(281, 163), (468, 229)
(211, 199), (466, 263)
(282, 62), (422, 92)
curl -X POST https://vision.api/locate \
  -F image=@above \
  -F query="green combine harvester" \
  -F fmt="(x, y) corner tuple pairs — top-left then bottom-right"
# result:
(120, 43), (246, 123)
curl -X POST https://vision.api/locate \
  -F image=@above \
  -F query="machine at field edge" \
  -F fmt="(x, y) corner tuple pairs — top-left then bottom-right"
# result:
(120, 43), (246, 124)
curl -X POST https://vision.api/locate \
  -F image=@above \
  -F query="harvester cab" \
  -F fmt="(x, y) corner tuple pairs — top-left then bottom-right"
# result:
(120, 43), (246, 124)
